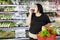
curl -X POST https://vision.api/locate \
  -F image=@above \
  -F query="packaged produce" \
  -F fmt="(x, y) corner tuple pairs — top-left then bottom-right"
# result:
(37, 26), (56, 40)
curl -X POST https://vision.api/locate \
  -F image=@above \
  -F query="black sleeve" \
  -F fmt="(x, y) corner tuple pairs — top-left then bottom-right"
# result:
(45, 15), (51, 24)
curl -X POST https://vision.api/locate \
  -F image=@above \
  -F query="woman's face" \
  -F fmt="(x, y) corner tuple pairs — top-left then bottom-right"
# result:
(34, 5), (38, 13)
(31, 4), (38, 13)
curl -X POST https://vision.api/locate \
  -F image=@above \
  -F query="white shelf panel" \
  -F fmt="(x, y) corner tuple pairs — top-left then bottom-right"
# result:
(0, 11), (28, 14)
(0, 12), (17, 13)
(0, 5), (17, 6)
(0, 38), (29, 40)
(0, 20), (20, 21)
(0, 27), (28, 30)
(0, 19), (26, 21)
(17, 37), (29, 39)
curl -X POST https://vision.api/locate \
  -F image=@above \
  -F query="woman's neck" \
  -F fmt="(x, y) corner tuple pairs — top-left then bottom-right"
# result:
(35, 12), (42, 17)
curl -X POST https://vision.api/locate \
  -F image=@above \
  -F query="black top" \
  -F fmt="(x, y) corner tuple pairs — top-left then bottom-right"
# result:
(29, 13), (51, 34)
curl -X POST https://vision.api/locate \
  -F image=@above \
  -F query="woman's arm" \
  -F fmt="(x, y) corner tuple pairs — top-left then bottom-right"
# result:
(45, 15), (51, 28)
(26, 13), (32, 26)
(26, 8), (33, 26)
(45, 23), (51, 28)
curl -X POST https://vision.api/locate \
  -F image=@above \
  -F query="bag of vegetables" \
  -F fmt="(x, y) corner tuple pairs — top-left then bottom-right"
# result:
(37, 26), (56, 40)
(46, 28), (56, 40)
(46, 34), (56, 40)
(37, 26), (50, 40)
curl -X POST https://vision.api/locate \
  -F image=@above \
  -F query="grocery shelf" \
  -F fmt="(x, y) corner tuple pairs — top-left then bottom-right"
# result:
(0, 5), (28, 6)
(20, 18), (26, 20)
(0, 19), (27, 21)
(0, 20), (18, 21)
(19, 11), (28, 13)
(0, 38), (29, 40)
(0, 19), (21, 20)
(13, 27), (28, 29)
(0, 27), (29, 30)
(0, 12), (18, 14)
(0, 36), (59, 40)
(0, 19), (26, 21)
(0, 11), (28, 14)
(0, 5), (18, 6)
(15, 37), (29, 40)
(0, 37), (15, 39)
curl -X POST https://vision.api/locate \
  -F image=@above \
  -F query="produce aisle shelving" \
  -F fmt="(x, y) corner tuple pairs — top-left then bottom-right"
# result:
(0, 0), (29, 40)
(0, 0), (60, 40)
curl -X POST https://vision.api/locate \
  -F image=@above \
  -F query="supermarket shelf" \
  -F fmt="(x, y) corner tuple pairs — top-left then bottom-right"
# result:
(0, 11), (18, 13)
(0, 37), (15, 39)
(19, 11), (28, 13)
(0, 36), (60, 40)
(0, 36), (59, 40)
(20, 18), (26, 20)
(0, 27), (29, 30)
(0, 19), (26, 21)
(0, 38), (29, 40)
(0, 19), (24, 21)
(8, 27), (28, 29)
(0, 5), (18, 6)
(0, 20), (19, 21)
(15, 37), (29, 40)
(0, 11), (28, 14)
(0, 19), (25, 20)
(0, 5), (28, 6)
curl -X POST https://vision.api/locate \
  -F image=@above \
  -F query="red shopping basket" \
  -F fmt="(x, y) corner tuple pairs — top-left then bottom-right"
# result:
(37, 34), (56, 40)
(37, 34), (47, 40)
(46, 34), (56, 40)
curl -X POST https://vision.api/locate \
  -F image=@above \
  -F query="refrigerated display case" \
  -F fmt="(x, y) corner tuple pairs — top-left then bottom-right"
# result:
(0, 0), (60, 40)
(0, 0), (29, 40)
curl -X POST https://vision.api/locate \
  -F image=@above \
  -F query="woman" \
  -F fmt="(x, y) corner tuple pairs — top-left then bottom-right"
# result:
(26, 3), (51, 40)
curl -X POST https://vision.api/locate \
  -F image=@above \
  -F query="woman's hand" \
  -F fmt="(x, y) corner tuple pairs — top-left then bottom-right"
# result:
(29, 7), (35, 14)
(29, 8), (33, 14)
(45, 23), (51, 29)
(26, 8), (33, 26)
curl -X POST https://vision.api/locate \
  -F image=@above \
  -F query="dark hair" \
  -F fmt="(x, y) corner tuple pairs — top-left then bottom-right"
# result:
(35, 3), (44, 14)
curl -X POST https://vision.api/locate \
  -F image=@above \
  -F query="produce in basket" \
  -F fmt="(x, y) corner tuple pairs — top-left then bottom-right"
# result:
(37, 26), (56, 40)
(52, 28), (56, 34)
(38, 26), (50, 37)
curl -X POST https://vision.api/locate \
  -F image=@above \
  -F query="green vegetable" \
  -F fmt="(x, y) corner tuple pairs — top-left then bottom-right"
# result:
(52, 28), (56, 34)
(46, 31), (50, 37)
(0, 21), (16, 27)
(39, 31), (45, 37)
(39, 30), (50, 37)
(39, 26), (50, 37)
(10, 22), (16, 28)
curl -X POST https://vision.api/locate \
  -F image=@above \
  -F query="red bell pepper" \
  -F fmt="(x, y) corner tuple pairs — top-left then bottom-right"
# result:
(48, 30), (52, 34)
